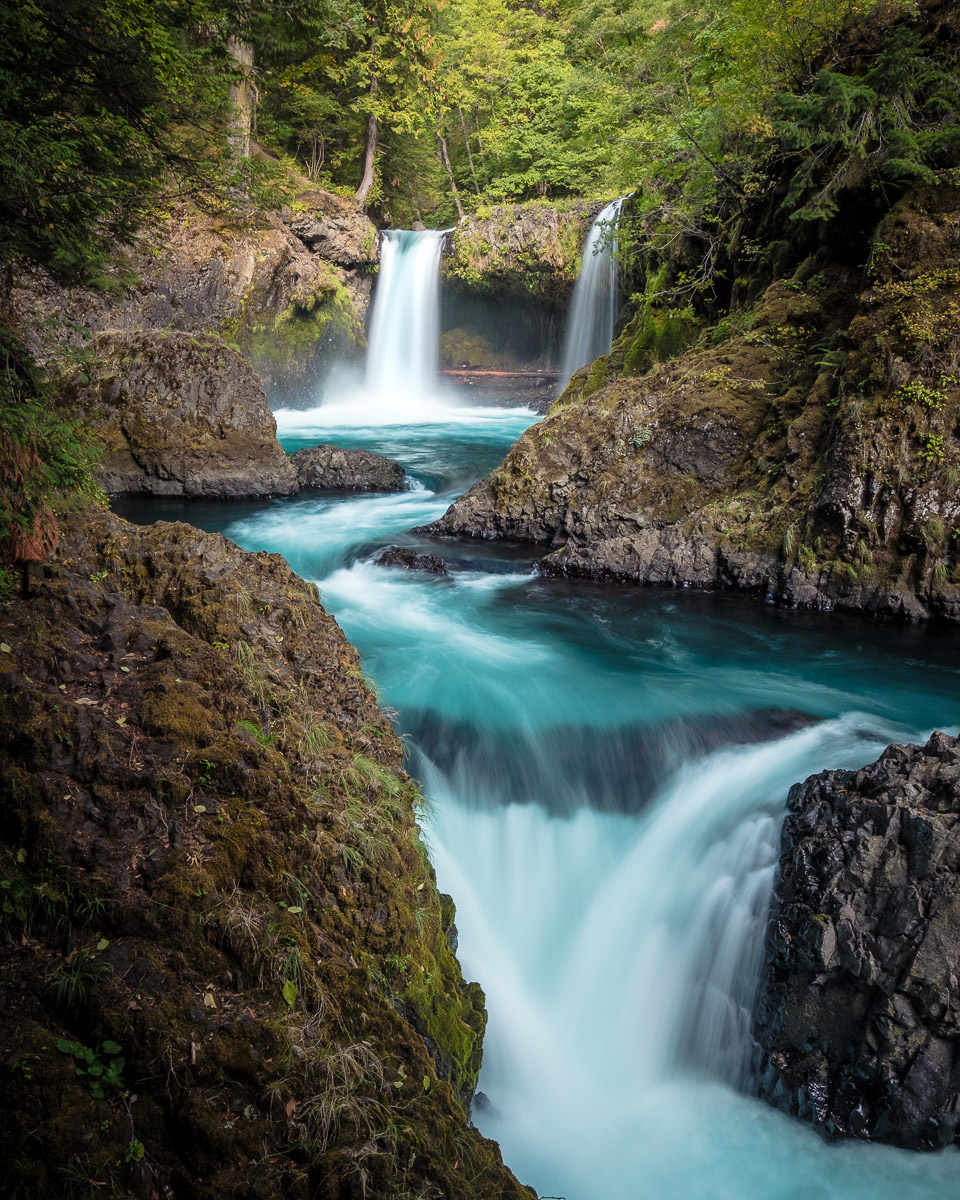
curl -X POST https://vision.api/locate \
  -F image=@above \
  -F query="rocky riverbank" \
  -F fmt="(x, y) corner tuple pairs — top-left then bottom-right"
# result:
(755, 730), (960, 1150)
(0, 508), (532, 1200)
(423, 185), (960, 623)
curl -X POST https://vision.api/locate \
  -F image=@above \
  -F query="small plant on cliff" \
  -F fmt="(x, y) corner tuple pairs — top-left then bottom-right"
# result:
(0, 326), (103, 594)
(56, 1038), (126, 1100)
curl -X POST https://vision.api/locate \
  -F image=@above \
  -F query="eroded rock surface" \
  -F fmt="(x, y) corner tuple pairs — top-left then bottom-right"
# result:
(0, 509), (533, 1200)
(375, 545), (449, 573)
(14, 193), (377, 394)
(443, 202), (602, 305)
(755, 730), (960, 1149)
(68, 330), (298, 497)
(292, 444), (407, 491)
(424, 186), (960, 622)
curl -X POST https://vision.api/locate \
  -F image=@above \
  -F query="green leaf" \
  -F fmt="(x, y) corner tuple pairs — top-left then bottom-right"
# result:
(101, 1040), (122, 1054)
(282, 979), (297, 1010)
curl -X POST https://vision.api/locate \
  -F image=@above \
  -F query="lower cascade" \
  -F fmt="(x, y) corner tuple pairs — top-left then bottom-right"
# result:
(138, 399), (960, 1198)
(558, 197), (625, 393)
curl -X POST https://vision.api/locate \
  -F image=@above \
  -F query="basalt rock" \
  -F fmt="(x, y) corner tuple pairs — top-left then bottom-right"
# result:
(443, 202), (603, 307)
(13, 192), (378, 395)
(375, 546), (449, 573)
(292, 444), (407, 491)
(423, 186), (960, 623)
(0, 507), (533, 1200)
(754, 730), (960, 1149)
(66, 329), (298, 498)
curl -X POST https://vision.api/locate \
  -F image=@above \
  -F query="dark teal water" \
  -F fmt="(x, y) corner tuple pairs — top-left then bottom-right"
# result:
(118, 398), (960, 1199)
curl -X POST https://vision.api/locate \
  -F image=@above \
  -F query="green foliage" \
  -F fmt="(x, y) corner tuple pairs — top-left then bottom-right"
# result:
(0, 325), (103, 573)
(47, 949), (112, 1009)
(776, 26), (960, 222)
(0, 0), (240, 283)
(56, 1039), (126, 1099)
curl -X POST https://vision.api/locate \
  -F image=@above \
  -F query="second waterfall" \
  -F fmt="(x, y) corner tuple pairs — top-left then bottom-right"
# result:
(558, 198), (625, 394)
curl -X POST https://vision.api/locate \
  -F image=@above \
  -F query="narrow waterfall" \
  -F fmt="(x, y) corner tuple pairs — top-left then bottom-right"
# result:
(558, 198), (624, 394)
(366, 229), (446, 398)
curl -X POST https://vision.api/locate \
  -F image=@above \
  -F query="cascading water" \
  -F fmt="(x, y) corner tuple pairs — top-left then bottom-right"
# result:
(272, 226), (534, 427)
(558, 197), (624, 393)
(366, 229), (446, 399)
(125, 242), (960, 1199)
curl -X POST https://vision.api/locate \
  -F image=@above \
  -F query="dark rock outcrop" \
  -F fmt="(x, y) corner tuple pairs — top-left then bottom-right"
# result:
(423, 186), (960, 623)
(292, 444), (407, 491)
(375, 545), (449, 573)
(443, 202), (602, 306)
(754, 730), (960, 1149)
(0, 508), (533, 1200)
(67, 329), (298, 497)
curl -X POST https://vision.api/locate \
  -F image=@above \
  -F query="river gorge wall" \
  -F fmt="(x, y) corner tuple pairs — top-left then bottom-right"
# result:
(755, 730), (960, 1151)
(424, 185), (960, 624)
(0, 508), (533, 1200)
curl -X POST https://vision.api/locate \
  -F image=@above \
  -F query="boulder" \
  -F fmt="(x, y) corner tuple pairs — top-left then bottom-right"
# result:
(292, 444), (407, 491)
(375, 545), (449, 573)
(754, 730), (960, 1149)
(0, 508), (534, 1200)
(70, 329), (298, 497)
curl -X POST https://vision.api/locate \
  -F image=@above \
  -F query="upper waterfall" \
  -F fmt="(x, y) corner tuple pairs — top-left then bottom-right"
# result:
(557, 198), (624, 394)
(366, 229), (446, 399)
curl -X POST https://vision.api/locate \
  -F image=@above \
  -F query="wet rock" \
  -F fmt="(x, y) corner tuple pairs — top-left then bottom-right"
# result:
(424, 185), (960, 624)
(754, 730), (960, 1149)
(375, 546), (449, 573)
(13, 195), (376, 394)
(292, 444), (407, 491)
(0, 508), (533, 1200)
(66, 329), (297, 498)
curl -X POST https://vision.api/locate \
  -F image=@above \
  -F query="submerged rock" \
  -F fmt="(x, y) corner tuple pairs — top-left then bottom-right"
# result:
(292, 444), (407, 491)
(67, 329), (298, 498)
(0, 508), (532, 1200)
(375, 545), (449, 573)
(754, 730), (960, 1149)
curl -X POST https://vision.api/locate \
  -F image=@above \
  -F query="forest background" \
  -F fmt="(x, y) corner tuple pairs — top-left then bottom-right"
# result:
(0, 0), (958, 579)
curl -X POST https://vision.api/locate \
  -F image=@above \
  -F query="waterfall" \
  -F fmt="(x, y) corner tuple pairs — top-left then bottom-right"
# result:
(558, 198), (624, 394)
(366, 229), (446, 399)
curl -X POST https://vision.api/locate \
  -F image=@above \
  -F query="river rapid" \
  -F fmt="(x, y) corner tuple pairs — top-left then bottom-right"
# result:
(119, 385), (960, 1200)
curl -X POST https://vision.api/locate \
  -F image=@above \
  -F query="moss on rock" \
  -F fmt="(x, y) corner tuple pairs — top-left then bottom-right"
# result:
(0, 509), (533, 1200)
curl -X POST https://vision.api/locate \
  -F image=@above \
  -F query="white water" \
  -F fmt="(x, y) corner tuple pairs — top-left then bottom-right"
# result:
(559, 198), (624, 393)
(141, 230), (960, 1197)
(273, 227), (537, 427)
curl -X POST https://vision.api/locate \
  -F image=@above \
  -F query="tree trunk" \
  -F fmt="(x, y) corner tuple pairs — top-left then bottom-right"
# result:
(354, 76), (379, 209)
(458, 107), (481, 194)
(436, 135), (465, 220)
(227, 37), (257, 158)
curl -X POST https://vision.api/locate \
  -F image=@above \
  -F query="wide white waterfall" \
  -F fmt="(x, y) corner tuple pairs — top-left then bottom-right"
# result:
(558, 198), (624, 394)
(366, 229), (446, 399)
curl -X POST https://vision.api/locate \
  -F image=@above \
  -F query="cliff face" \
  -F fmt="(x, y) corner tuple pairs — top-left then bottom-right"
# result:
(13, 190), (378, 399)
(0, 510), (532, 1200)
(755, 731), (960, 1150)
(424, 186), (960, 622)
(443, 202), (603, 307)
